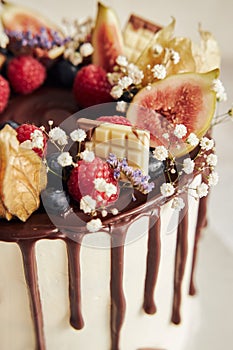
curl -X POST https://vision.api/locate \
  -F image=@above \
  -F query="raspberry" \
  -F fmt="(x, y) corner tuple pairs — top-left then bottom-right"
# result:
(68, 157), (119, 207)
(97, 115), (132, 126)
(16, 124), (47, 157)
(0, 75), (10, 113)
(7, 56), (46, 95)
(73, 64), (112, 108)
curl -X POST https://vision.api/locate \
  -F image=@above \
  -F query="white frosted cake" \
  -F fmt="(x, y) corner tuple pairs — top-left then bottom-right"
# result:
(0, 1), (228, 350)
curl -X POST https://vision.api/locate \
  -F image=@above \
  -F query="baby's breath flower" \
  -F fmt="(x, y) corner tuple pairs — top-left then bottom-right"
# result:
(118, 76), (133, 89)
(57, 152), (73, 167)
(30, 129), (44, 149)
(116, 55), (128, 67)
(110, 85), (124, 99)
(182, 158), (195, 174)
(212, 79), (227, 102)
(208, 171), (219, 187)
(86, 218), (102, 232)
(80, 195), (96, 214)
(94, 178), (117, 197)
(170, 49), (180, 64)
(153, 145), (168, 161)
(127, 63), (144, 85)
(151, 64), (167, 80)
(186, 132), (199, 147)
(80, 149), (95, 162)
(206, 153), (218, 167)
(111, 208), (119, 215)
(49, 127), (68, 146)
(196, 182), (209, 198)
(101, 209), (108, 217)
(94, 178), (107, 192)
(152, 43), (163, 55)
(116, 101), (127, 113)
(171, 197), (185, 211)
(105, 183), (117, 197)
(79, 42), (94, 57)
(174, 124), (187, 138)
(200, 137), (214, 151)
(70, 128), (86, 142)
(160, 182), (175, 197)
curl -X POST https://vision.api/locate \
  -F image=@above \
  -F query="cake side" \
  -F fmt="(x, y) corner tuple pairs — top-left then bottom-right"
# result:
(0, 176), (202, 350)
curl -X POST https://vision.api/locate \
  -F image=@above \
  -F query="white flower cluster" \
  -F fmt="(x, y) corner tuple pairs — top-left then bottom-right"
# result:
(94, 178), (117, 198)
(20, 129), (44, 151)
(62, 17), (94, 66)
(212, 79), (227, 102)
(174, 124), (187, 139)
(157, 129), (219, 209)
(109, 55), (144, 99)
(152, 145), (168, 161)
(45, 123), (87, 167)
(151, 64), (167, 80)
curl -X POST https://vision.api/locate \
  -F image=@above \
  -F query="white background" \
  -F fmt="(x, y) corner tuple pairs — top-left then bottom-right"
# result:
(2, 0), (233, 349)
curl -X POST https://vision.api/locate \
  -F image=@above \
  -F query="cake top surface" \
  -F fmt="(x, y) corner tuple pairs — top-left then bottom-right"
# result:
(0, 1), (231, 240)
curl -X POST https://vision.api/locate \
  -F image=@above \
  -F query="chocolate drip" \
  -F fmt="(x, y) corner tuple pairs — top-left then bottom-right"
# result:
(110, 227), (127, 350)
(171, 195), (189, 325)
(143, 209), (161, 314)
(189, 195), (208, 295)
(18, 240), (45, 350)
(66, 237), (84, 330)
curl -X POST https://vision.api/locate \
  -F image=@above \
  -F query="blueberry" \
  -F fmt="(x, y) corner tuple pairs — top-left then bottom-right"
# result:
(46, 152), (73, 189)
(148, 152), (165, 180)
(48, 59), (80, 88)
(46, 152), (64, 189)
(41, 187), (70, 215)
(0, 120), (20, 130)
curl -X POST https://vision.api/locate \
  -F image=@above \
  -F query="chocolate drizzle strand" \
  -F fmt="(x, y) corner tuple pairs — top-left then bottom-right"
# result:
(66, 236), (84, 330)
(19, 240), (46, 350)
(189, 194), (208, 296)
(143, 208), (161, 314)
(171, 194), (189, 325)
(110, 225), (128, 350)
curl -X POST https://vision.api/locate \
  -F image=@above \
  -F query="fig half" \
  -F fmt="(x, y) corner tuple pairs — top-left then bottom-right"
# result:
(127, 69), (219, 157)
(92, 2), (124, 72)
(0, 1), (64, 59)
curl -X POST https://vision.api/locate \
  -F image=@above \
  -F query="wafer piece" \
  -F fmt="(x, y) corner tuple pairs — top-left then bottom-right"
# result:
(77, 118), (150, 174)
(123, 14), (161, 63)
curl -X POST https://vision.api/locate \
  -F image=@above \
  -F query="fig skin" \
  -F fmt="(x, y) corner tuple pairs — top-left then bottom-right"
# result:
(92, 2), (124, 72)
(127, 69), (219, 157)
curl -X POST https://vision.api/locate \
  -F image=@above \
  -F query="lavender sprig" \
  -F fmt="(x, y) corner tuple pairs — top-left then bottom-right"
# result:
(107, 153), (155, 194)
(5, 27), (71, 50)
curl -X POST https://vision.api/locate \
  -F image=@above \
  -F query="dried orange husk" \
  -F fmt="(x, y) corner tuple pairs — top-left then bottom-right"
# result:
(192, 24), (221, 73)
(0, 125), (47, 222)
(136, 18), (196, 85)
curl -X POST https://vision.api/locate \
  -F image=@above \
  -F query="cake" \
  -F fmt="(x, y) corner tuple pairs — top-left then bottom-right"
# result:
(0, 2), (230, 350)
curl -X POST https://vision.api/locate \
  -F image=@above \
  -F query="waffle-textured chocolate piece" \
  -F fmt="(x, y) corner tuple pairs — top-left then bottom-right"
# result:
(77, 118), (150, 174)
(123, 14), (161, 63)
